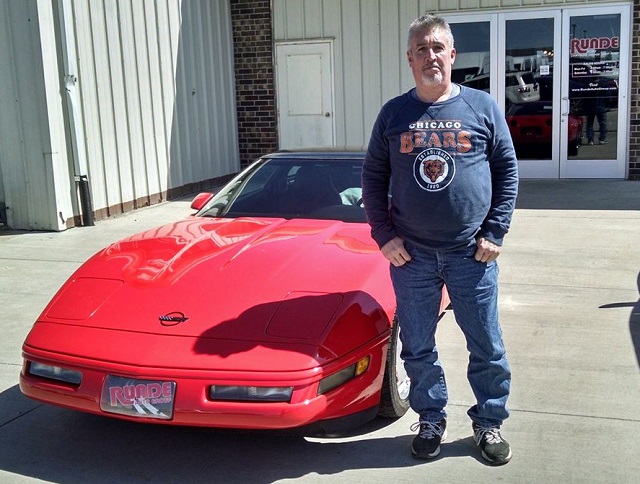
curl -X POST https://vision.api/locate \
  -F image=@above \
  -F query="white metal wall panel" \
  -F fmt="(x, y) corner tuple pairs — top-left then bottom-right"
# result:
(361, 2), (382, 141)
(0, 0), (238, 230)
(38, 1), (75, 230)
(0, 1), (26, 228)
(0, 0), (71, 230)
(69, 0), (239, 216)
(273, 0), (624, 149)
(379, 2), (401, 104)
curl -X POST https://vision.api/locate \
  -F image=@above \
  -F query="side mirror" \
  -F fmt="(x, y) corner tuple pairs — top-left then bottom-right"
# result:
(190, 192), (215, 211)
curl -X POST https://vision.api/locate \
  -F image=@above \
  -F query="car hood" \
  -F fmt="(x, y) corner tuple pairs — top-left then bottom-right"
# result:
(34, 217), (392, 358)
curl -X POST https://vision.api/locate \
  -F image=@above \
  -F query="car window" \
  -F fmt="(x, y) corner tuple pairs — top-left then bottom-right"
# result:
(198, 158), (366, 223)
(461, 75), (489, 92)
(243, 163), (280, 193)
(506, 75), (519, 87)
(520, 73), (535, 85)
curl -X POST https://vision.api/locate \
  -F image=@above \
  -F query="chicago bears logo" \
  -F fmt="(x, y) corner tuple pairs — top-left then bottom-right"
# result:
(422, 158), (445, 182)
(413, 148), (455, 191)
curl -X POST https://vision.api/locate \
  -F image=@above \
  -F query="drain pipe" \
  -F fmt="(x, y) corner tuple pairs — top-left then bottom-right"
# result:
(58, 0), (94, 226)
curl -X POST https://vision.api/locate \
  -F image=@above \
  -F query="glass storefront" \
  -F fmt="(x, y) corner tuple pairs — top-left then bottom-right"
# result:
(448, 5), (629, 179)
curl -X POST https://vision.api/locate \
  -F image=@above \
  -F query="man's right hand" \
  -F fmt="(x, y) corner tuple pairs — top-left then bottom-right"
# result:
(381, 236), (412, 267)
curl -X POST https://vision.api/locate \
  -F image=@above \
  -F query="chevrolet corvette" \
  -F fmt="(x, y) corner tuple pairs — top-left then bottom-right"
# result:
(20, 151), (449, 434)
(506, 101), (584, 157)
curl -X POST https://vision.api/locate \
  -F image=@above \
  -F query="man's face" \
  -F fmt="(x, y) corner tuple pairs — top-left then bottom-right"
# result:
(407, 27), (456, 88)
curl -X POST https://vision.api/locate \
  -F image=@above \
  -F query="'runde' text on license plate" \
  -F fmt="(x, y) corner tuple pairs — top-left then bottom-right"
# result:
(100, 375), (176, 420)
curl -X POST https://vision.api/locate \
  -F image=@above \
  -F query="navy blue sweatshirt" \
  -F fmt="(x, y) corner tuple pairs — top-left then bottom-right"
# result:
(362, 85), (519, 251)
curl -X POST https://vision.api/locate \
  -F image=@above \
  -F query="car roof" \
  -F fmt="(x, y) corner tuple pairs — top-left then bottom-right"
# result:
(261, 149), (366, 161)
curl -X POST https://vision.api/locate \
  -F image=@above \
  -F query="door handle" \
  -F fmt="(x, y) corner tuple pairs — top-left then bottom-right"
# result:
(561, 97), (569, 117)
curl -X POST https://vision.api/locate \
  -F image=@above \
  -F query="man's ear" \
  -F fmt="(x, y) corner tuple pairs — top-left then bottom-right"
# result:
(450, 48), (456, 64)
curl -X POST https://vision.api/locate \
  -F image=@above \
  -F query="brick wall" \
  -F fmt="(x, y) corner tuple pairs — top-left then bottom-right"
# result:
(230, 0), (278, 168)
(631, 0), (640, 179)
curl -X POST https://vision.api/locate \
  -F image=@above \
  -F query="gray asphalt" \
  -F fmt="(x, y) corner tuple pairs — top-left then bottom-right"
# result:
(1, 179), (639, 483)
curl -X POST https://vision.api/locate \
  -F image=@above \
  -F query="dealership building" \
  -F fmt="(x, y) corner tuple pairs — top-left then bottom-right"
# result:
(0, 0), (638, 231)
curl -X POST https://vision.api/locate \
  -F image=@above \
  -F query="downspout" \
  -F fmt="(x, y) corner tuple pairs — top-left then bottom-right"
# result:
(58, 0), (94, 226)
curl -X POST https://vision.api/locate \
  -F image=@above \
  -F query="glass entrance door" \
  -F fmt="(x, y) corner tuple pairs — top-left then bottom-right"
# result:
(561, 7), (630, 178)
(503, 11), (560, 178)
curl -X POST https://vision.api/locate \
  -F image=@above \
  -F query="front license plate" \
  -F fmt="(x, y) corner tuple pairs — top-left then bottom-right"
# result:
(100, 375), (176, 420)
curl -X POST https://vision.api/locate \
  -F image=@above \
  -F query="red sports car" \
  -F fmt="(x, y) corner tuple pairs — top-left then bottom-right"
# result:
(20, 151), (449, 434)
(506, 101), (584, 157)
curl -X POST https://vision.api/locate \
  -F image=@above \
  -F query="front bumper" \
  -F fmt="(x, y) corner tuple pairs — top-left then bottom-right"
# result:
(20, 336), (387, 431)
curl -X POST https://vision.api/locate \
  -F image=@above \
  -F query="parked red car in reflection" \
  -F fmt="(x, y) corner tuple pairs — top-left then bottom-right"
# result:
(506, 101), (584, 157)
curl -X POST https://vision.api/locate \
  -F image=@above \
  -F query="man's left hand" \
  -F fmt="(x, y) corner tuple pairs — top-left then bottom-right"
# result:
(475, 237), (502, 263)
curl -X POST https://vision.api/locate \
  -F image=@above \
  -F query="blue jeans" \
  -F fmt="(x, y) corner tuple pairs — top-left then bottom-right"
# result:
(586, 110), (607, 142)
(390, 242), (511, 427)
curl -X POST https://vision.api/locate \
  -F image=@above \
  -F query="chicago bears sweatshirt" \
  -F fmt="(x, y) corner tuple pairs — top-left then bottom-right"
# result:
(362, 85), (519, 252)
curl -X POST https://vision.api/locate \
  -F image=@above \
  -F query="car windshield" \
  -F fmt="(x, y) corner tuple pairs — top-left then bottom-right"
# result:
(197, 156), (366, 223)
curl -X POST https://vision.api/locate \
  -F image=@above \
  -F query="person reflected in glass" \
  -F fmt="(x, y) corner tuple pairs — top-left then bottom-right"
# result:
(584, 96), (608, 145)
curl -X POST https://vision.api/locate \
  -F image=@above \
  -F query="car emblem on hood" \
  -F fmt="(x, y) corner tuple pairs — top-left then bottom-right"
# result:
(159, 312), (189, 326)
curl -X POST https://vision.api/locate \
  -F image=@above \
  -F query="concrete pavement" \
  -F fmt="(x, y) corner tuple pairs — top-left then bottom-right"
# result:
(0, 180), (639, 483)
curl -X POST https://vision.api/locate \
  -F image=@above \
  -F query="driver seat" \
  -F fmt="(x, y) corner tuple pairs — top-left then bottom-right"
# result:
(284, 165), (342, 215)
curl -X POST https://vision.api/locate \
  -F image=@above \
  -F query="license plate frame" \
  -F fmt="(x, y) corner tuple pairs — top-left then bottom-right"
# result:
(100, 375), (176, 420)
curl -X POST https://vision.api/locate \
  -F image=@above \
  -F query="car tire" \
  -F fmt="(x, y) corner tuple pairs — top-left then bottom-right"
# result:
(378, 316), (410, 418)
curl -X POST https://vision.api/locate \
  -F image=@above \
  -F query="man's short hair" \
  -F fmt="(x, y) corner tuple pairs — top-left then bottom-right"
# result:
(407, 14), (455, 52)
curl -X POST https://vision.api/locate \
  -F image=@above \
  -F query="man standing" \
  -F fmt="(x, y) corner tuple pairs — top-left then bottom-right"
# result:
(362, 14), (518, 466)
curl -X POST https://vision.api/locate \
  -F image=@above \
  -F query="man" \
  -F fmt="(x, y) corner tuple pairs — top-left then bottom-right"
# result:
(362, 14), (518, 466)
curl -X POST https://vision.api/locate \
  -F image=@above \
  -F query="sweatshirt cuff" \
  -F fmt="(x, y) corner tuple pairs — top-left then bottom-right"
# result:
(479, 227), (505, 246)
(372, 230), (398, 251)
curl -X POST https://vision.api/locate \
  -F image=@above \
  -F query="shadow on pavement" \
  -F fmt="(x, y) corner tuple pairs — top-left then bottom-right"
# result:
(600, 272), (640, 371)
(0, 386), (480, 483)
(633, 274), (640, 370)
